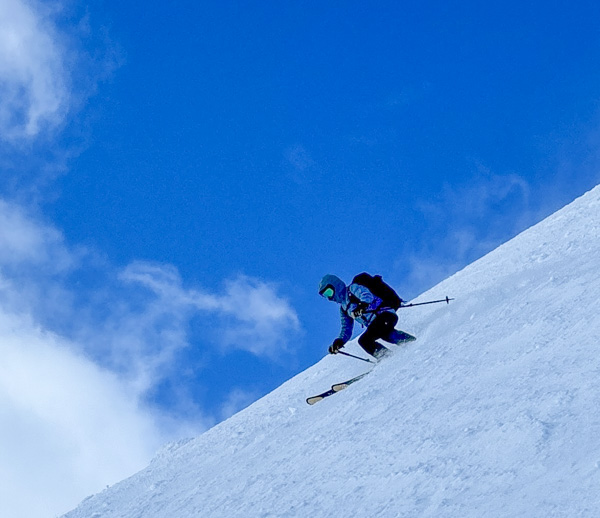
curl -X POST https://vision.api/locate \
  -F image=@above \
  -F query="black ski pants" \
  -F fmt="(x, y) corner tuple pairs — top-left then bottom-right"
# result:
(358, 311), (398, 356)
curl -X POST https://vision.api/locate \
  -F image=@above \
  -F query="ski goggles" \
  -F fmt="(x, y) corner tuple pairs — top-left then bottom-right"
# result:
(320, 286), (335, 300)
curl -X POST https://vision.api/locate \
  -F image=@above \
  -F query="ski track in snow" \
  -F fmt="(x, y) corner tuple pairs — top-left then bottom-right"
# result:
(64, 186), (600, 518)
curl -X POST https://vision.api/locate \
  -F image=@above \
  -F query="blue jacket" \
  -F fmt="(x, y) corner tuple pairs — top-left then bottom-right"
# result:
(319, 274), (396, 343)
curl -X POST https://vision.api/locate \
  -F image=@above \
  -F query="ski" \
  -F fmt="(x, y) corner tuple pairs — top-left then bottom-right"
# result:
(306, 331), (416, 405)
(306, 372), (370, 405)
(331, 371), (370, 391)
(306, 388), (337, 405)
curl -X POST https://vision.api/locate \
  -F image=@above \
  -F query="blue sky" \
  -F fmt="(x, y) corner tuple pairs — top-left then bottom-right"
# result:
(2, 1), (600, 515)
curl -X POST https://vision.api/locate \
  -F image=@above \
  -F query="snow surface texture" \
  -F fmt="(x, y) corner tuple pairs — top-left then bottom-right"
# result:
(64, 186), (600, 518)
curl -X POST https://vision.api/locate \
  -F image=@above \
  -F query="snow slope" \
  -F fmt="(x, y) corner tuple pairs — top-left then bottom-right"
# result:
(64, 186), (600, 518)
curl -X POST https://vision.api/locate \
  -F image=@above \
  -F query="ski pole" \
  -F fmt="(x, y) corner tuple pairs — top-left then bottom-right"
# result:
(337, 350), (376, 364)
(399, 296), (454, 308)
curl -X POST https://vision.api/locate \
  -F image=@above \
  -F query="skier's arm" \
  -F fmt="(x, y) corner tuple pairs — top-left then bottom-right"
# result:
(338, 307), (354, 343)
(348, 283), (382, 312)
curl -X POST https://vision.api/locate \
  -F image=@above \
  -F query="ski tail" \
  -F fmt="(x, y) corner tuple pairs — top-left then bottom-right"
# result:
(306, 388), (336, 405)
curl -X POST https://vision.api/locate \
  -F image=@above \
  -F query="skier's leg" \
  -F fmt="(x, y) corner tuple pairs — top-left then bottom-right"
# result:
(358, 312), (398, 357)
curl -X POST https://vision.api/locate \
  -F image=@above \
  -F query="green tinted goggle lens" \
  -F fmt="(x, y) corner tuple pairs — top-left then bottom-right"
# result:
(322, 287), (335, 299)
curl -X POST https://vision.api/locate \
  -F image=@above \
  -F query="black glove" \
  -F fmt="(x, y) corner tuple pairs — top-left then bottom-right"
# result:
(328, 338), (346, 354)
(351, 302), (369, 319)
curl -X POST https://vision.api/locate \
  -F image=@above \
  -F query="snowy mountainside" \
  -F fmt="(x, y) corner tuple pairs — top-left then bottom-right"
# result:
(65, 186), (600, 517)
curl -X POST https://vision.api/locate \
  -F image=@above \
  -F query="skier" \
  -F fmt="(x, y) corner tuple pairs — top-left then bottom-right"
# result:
(318, 273), (413, 359)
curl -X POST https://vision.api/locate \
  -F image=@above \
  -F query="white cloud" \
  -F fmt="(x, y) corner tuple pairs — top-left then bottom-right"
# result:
(0, 202), (177, 517)
(121, 262), (301, 358)
(0, 198), (74, 269)
(0, 198), (301, 518)
(0, 0), (70, 141)
(215, 275), (301, 356)
(0, 310), (167, 518)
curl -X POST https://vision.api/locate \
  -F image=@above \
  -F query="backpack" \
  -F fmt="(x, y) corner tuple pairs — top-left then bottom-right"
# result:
(351, 272), (402, 310)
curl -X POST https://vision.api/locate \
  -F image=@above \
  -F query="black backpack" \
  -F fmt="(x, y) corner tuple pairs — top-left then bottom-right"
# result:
(351, 272), (402, 310)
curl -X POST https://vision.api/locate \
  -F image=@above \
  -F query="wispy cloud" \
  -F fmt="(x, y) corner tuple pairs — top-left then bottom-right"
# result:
(219, 387), (260, 421)
(285, 144), (315, 172)
(398, 118), (600, 300)
(397, 169), (533, 297)
(120, 262), (301, 359)
(0, 197), (74, 268)
(283, 143), (319, 185)
(216, 274), (302, 355)
(0, 0), (70, 141)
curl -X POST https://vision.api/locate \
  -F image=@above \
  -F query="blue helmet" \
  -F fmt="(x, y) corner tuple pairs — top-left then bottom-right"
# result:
(318, 274), (346, 304)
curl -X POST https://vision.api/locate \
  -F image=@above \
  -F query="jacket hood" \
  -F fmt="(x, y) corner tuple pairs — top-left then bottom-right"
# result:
(319, 274), (347, 304)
